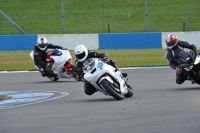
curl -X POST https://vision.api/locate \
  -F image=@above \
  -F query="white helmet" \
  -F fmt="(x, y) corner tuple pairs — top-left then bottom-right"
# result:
(74, 44), (88, 62)
(36, 37), (48, 51)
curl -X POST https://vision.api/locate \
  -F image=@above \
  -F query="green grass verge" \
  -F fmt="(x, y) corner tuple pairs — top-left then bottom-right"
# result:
(0, 49), (168, 71)
(0, 0), (200, 34)
(0, 96), (5, 101)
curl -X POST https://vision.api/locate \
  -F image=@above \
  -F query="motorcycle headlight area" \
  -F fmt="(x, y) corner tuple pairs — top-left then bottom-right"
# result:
(194, 55), (200, 65)
(82, 58), (95, 73)
(186, 65), (193, 71)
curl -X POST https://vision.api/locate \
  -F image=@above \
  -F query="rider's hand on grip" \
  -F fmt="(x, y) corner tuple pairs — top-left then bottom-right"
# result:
(176, 66), (182, 73)
(195, 48), (200, 54)
(102, 57), (110, 63)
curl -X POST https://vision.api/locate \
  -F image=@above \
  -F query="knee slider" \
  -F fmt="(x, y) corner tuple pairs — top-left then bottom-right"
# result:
(176, 80), (184, 84)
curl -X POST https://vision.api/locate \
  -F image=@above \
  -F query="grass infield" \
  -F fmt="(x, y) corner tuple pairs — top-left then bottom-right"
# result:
(0, 97), (5, 101)
(0, 49), (168, 71)
(0, 0), (199, 34)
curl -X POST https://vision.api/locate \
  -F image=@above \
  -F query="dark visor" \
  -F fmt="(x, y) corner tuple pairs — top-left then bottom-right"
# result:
(166, 40), (176, 47)
(38, 44), (47, 48)
(76, 52), (86, 60)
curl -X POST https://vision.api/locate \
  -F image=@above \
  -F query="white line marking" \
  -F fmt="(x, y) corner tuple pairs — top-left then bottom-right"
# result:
(0, 90), (69, 109)
(0, 66), (170, 74)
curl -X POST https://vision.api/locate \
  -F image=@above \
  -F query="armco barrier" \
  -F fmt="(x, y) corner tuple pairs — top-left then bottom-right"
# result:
(0, 35), (37, 50)
(1, 32), (200, 50)
(0, 32), (163, 50)
(99, 32), (162, 49)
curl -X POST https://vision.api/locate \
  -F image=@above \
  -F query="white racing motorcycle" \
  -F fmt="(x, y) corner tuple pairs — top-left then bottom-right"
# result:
(82, 58), (133, 100)
(30, 49), (80, 81)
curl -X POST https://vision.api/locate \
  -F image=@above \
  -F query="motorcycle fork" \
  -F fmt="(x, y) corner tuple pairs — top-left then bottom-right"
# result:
(105, 74), (120, 91)
(192, 70), (196, 74)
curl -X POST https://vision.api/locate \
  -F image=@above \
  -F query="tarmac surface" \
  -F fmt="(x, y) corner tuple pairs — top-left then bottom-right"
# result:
(0, 68), (200, 133)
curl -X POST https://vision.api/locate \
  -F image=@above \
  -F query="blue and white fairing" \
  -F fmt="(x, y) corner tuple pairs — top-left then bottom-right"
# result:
(83, 58), (128, 95)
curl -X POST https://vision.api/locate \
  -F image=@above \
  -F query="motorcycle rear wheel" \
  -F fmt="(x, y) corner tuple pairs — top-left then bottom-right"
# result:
(100, 79), (124, 100)
(71, 65), (81, 81)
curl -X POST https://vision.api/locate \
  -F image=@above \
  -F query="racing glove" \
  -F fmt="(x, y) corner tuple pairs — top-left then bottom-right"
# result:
(102, 57), (110, 63)
(195, 48), (200, 54)
(176, 66), (182, 73)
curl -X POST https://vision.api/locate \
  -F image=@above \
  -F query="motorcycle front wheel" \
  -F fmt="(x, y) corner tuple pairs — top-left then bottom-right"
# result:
(47, 76), (59, 81)
(100, 79), (124, 100)
(124, 82), (134, 98)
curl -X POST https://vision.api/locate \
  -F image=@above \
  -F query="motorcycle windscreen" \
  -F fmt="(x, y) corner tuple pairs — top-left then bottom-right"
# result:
(82, 58), (95, 73)
(177, 50), (193, 64)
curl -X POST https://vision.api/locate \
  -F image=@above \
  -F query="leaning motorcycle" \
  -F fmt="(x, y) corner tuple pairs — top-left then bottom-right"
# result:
(30, 49), (80, 81)
(178, 49), (200, 84)
(82, 58), (133, 100)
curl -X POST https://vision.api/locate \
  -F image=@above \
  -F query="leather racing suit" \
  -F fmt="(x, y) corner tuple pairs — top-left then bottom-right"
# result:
(165, 40), (197, 84)
(33, 43), (63, 76)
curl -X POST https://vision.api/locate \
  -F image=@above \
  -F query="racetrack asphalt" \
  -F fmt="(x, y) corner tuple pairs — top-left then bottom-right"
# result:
(0, 68), (200, 133)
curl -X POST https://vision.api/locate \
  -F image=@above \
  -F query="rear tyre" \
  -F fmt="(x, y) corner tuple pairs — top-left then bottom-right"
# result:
(71, 65), (81, 81)
(100, 79), (124, 100)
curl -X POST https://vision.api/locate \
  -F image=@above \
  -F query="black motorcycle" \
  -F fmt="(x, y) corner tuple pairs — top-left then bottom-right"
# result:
(178, 50), (200, 84)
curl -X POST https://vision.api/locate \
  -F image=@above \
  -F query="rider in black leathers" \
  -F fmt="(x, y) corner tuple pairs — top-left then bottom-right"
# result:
(165, 33), (199, 84)
(34, 37), (66, 77)
(74, 44), (127, 95)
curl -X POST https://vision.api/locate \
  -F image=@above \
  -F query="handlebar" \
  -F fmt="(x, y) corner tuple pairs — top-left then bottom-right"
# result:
(179, 50), (197, 68)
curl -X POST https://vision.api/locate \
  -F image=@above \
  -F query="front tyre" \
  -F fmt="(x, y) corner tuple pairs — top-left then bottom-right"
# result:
(47, 76), (59, 81)
(100, 79), (124, 100)
(124, 83), (134, 98)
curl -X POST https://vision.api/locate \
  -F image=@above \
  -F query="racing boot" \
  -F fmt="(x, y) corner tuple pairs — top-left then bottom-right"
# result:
(119, 70), (128, 78)
(112, 64), (128, 78)
(40, 68), (46, 77)
(109, 59), (128, 78)
(114, 68), (128, 78)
